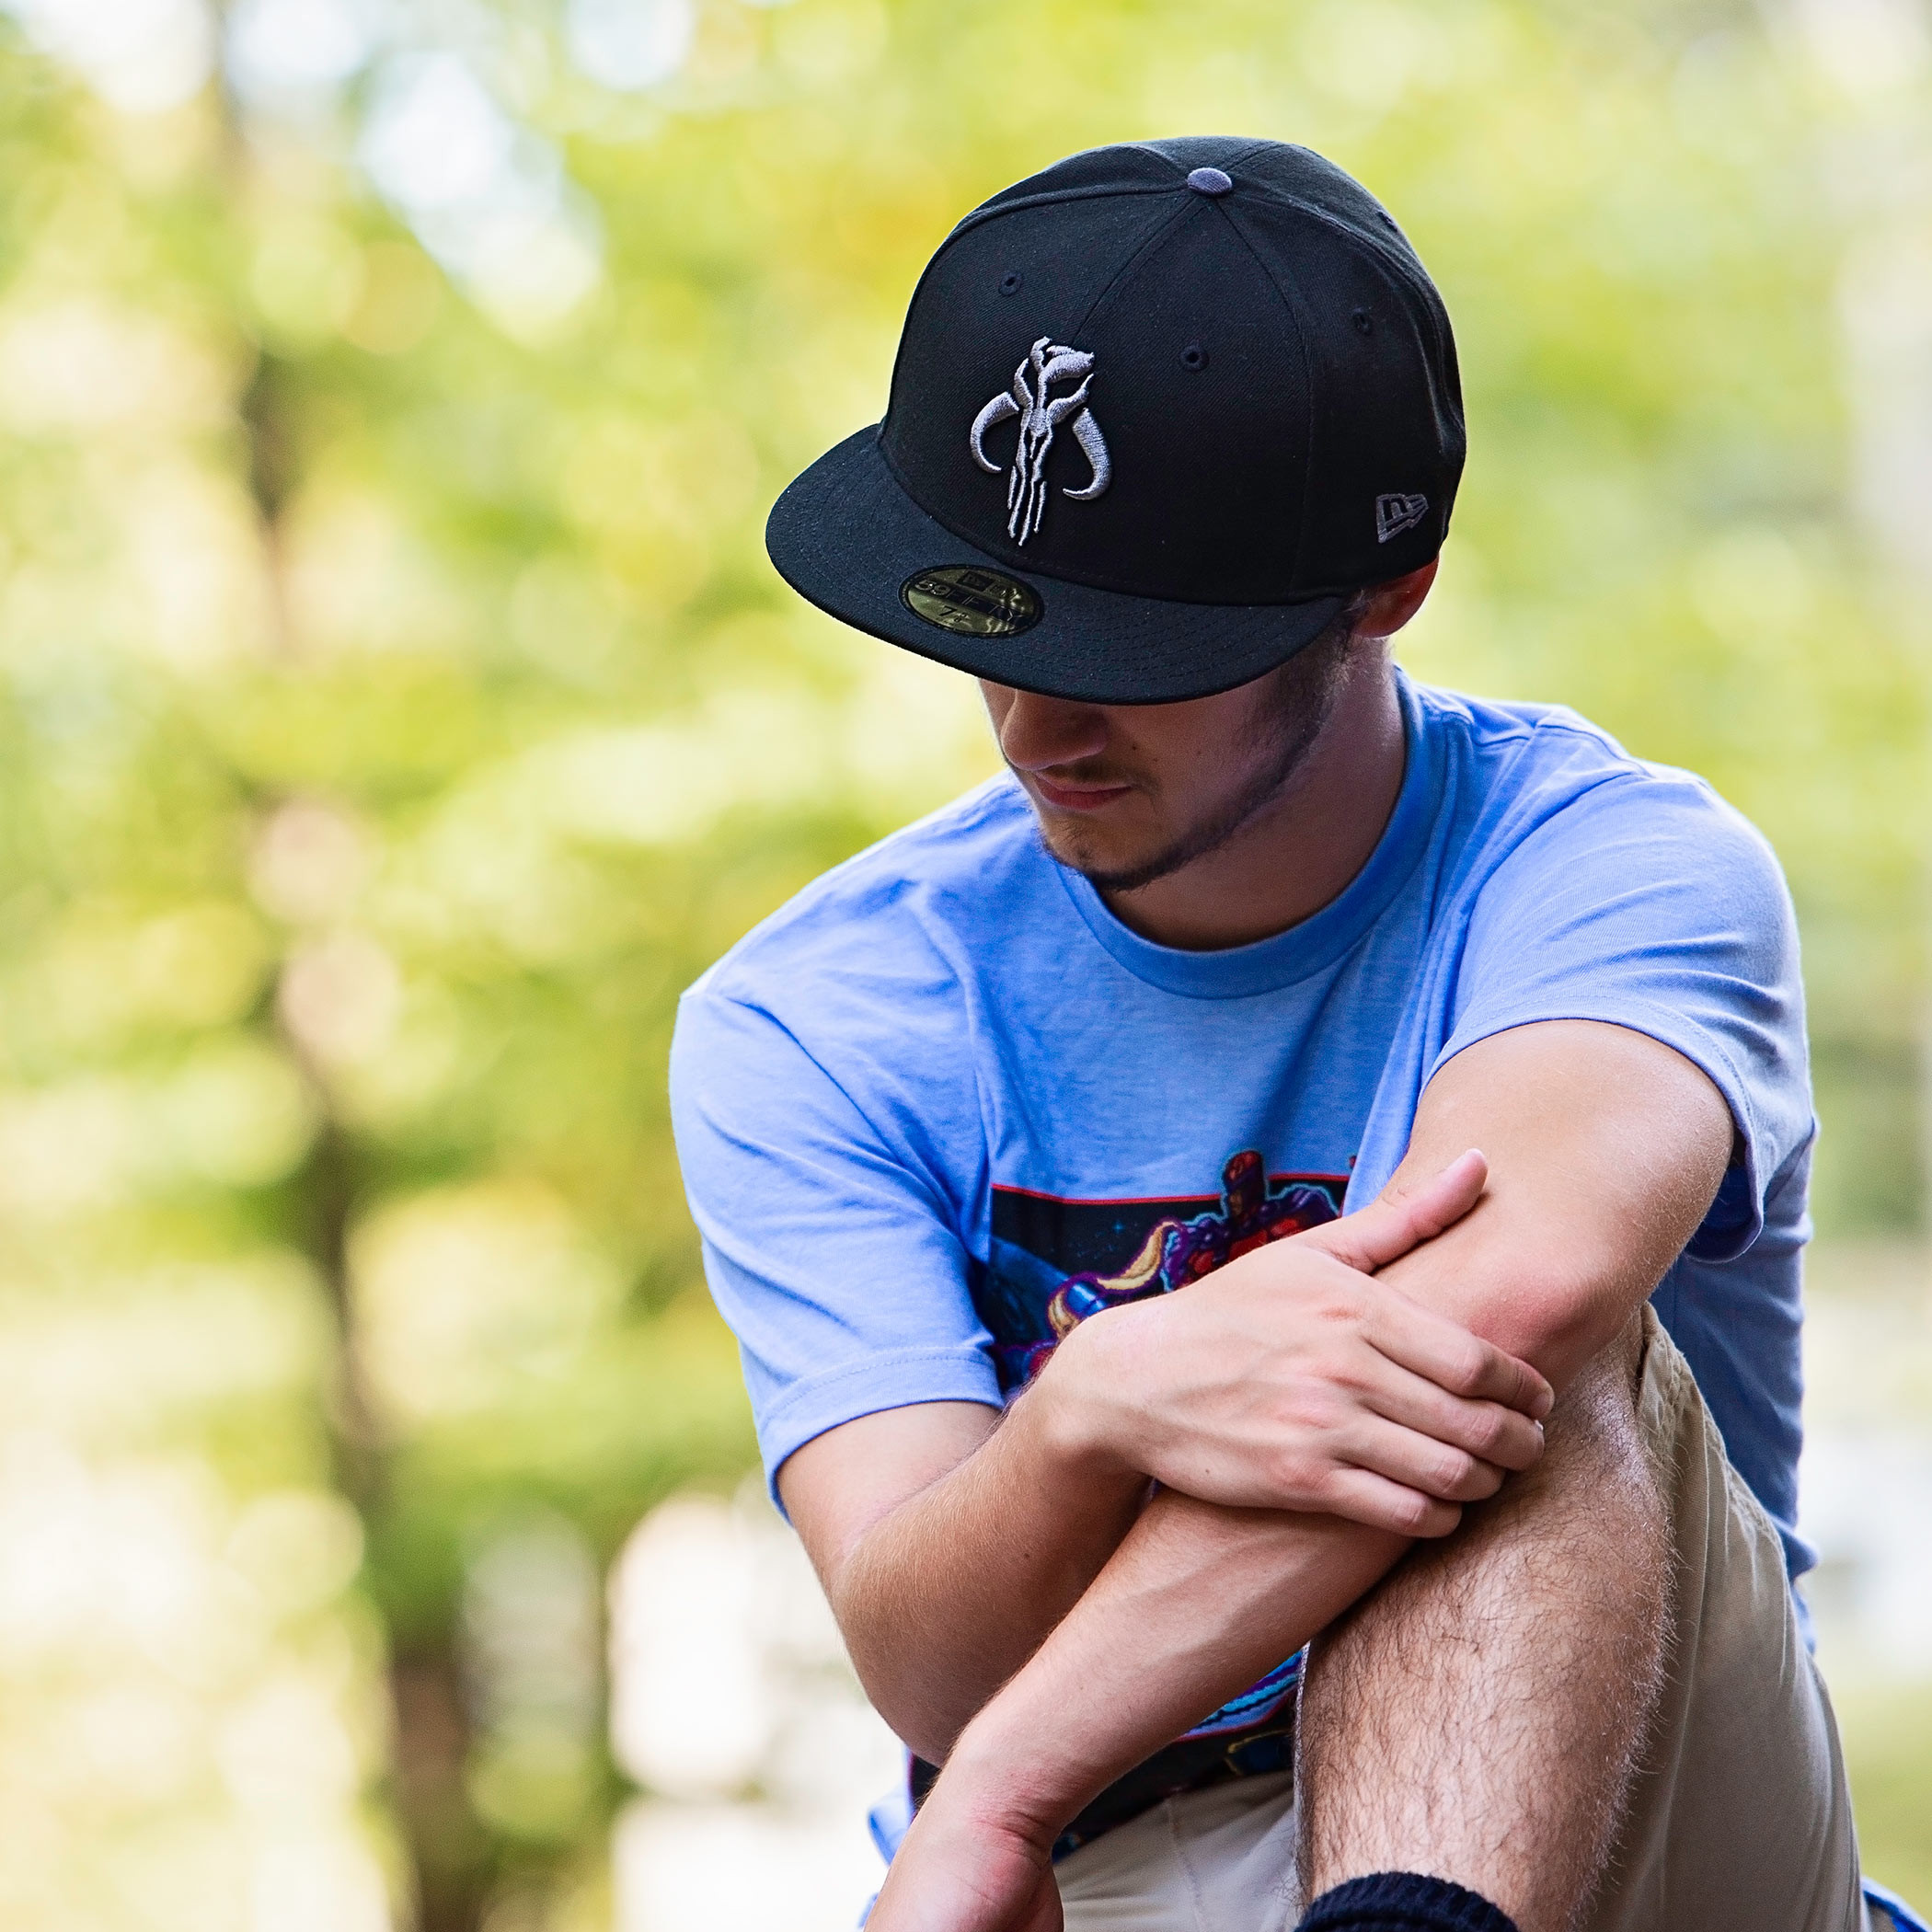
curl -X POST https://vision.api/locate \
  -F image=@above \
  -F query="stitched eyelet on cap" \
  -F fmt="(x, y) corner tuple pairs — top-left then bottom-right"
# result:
(999, 270), (1023, 296)
(1179, 342), (1209, 372)
(1351, 310), (1374, 338)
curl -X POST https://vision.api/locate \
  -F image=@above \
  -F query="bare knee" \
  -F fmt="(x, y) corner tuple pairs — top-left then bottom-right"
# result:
(1547, 1309), (1648, 1471)
(1510, 1310), (1655, 1524)
(1304, 1309), (1669, 1700)
(1294, 1314), (1674, 1926)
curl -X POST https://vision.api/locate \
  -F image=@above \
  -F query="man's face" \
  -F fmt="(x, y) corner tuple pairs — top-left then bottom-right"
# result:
(980, 627), (1352, 894)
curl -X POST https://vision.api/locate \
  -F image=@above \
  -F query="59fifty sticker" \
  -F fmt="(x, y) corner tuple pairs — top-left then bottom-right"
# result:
(901, 565), (1042, 638)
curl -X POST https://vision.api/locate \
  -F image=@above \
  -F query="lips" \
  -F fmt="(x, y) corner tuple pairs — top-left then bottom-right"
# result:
(1030, 773), (1136, 811)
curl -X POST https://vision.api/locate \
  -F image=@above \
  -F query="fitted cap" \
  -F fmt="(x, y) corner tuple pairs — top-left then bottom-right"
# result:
(766, 136), (1466, 705)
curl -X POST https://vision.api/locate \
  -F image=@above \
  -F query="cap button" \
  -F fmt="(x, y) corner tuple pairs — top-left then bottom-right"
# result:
(1186, 167), (1233, 197)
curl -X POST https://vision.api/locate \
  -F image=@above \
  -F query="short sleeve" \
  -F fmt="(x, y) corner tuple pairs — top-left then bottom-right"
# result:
(1440, 770), (1811, 1261)
(669, 986), (1001, 1498)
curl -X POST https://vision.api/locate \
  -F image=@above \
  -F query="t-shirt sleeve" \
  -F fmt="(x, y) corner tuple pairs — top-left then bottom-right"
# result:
(1440, 769), (1812, 1261)
(669, 983), (1001, 1498)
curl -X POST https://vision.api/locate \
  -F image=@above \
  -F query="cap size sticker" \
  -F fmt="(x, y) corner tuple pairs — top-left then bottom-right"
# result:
(901, 565), (1042, 638)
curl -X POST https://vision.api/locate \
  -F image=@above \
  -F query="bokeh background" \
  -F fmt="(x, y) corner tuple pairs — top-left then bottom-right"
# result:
(0, 0), (1928, 1926)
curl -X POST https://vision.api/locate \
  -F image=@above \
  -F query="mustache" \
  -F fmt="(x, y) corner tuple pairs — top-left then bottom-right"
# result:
(1017, 757), (1146, 790)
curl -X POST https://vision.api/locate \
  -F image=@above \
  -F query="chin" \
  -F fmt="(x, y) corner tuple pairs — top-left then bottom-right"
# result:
(1037, 818), (1156, 887)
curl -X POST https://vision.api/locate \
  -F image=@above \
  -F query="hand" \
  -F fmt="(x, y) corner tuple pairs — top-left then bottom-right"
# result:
(864, 1782), (1061, 1932)
(1040, 1151), (1553, 1536)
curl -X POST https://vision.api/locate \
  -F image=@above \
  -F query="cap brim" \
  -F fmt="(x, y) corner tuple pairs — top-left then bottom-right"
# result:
(765, 427), (1344, 706)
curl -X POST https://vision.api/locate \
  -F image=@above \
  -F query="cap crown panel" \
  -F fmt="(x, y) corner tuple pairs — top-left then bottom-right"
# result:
(1063, 206), (1314, 602)
(1230, 197), (1464, 588)
(880, 192), (1174, 553)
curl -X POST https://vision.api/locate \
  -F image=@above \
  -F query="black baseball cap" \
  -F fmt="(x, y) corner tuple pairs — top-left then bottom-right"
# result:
(766, 136), (1465, 706)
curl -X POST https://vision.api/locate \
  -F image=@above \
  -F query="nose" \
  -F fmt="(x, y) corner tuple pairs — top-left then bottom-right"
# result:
(985, 685), (1110, 773)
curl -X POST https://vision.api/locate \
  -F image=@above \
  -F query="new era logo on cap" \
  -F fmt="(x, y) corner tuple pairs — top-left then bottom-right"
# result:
(1375, 492), (1430, 544)
(765, 137), (1466, 705)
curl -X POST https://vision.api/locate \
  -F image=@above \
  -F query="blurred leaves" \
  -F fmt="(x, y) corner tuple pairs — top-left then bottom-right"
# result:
(0, 0), (1926, 1926)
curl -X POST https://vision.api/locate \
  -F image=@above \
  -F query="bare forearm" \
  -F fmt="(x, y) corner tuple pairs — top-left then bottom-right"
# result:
(1372, 1024), (1732, 1390)
(941, 1487), (1405, 1834)
(819, 1386), (1147, 1762)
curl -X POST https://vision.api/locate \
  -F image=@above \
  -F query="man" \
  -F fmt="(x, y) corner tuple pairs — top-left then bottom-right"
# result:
(670, 139), (1901, 1932)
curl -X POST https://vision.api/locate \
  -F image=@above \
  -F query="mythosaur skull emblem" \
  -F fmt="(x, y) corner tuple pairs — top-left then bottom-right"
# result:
(969, 337), (1111, 546)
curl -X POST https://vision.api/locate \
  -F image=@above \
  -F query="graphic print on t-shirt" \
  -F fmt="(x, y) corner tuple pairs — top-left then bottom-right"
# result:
(972, 1149), (1348, 1848)
(982, 1148), (1346, 1391)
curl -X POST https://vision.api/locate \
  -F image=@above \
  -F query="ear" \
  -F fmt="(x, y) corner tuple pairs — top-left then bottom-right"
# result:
(1356, 557), (1440, 642)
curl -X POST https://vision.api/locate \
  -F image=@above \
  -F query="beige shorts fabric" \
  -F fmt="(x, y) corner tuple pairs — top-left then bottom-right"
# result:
(1056, 1309), (1870, 1932)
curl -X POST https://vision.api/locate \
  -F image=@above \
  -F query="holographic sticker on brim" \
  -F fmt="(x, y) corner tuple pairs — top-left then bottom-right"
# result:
(900, 564), (1043, 638)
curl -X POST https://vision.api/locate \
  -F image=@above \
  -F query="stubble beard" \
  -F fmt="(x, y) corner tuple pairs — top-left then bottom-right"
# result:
(1037, 619), (1361, 895)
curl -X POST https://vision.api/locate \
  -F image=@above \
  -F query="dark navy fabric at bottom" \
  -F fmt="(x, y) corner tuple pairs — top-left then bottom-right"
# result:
(1298, 1871), (1519, 1932)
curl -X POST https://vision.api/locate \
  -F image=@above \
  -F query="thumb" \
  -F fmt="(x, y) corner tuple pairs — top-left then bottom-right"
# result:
(1300, 1149), (1489, 1274)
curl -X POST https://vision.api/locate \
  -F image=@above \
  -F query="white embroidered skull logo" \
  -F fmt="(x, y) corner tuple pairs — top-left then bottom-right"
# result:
(970, 337), (1111, 546)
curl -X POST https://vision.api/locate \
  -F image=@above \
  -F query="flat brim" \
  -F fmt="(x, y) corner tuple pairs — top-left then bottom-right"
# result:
(765, 427), (1344, 706)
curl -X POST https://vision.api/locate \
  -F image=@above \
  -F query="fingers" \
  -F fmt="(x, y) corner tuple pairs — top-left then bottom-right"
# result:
(1301, 1149), (1488, 1274)
(1318, 1466), (1465, 1539)
(1332, 1410), (1518, 1503)
(1320, 1402), (1548, 1534)
(1292, 1150), (1553, 1424)
(1366, 1288), (1553, 1420)
(1363, 1369), (1547, 1472)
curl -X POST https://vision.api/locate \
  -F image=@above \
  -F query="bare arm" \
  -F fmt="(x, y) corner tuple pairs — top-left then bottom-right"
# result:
(782, 1154), (1551, 1762)
(778, 1390), (1147, 1766)
(866, 1020), (1732, 1932)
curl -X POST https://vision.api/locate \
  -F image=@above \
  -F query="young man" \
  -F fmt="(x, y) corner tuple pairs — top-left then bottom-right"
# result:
(670, 140), (1892, 1932)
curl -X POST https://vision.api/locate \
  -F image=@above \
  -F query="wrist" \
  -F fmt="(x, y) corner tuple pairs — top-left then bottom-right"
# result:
(1026, 1318), (1143, 1488)
(937, 1702), (1088, 1849)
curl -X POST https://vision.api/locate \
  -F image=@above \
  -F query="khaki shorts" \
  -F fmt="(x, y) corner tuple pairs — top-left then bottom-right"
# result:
(1057, 1310), (1871, 1932)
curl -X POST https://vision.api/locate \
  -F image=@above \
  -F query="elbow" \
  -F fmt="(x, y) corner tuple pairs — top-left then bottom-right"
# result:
(845, 1654), (953, 1766)
(823, 1582), (956, 1766)
(1477, 1257), (1646, 1395)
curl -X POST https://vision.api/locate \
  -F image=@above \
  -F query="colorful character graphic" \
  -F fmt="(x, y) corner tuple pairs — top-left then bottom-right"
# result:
(985, 1150), (1343, 1390)
(1047, 1150), (1339, 1334)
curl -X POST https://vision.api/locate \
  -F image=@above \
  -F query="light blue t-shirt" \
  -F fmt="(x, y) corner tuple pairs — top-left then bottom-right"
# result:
(670, 673), (1814, 1845)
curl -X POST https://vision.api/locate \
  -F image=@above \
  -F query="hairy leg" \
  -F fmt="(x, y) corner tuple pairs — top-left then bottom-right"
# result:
(1295, 1314), (1671, 1932)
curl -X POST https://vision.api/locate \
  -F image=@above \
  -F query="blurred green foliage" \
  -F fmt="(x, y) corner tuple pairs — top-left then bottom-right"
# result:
(0, 0), (1926, 1926)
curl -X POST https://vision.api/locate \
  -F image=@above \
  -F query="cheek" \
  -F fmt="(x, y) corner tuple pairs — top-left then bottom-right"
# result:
(1124, 689), (1271, 788)
(1133, 720), (1241, 799)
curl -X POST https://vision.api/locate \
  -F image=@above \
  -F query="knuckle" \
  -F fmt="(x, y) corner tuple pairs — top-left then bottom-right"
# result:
(1321, 1354), (1366, 1396)
(1276, 1454), (1320, 1500)
(1470, 1407), (1511, 1456)
(1275, 1394), (1318, 1436)
(1299, 1386), (1345, 1429)
(1397, 1489), (1439, 1535)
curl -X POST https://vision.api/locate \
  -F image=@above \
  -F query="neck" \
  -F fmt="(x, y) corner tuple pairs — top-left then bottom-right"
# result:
(1100, 653), (1407, 951)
